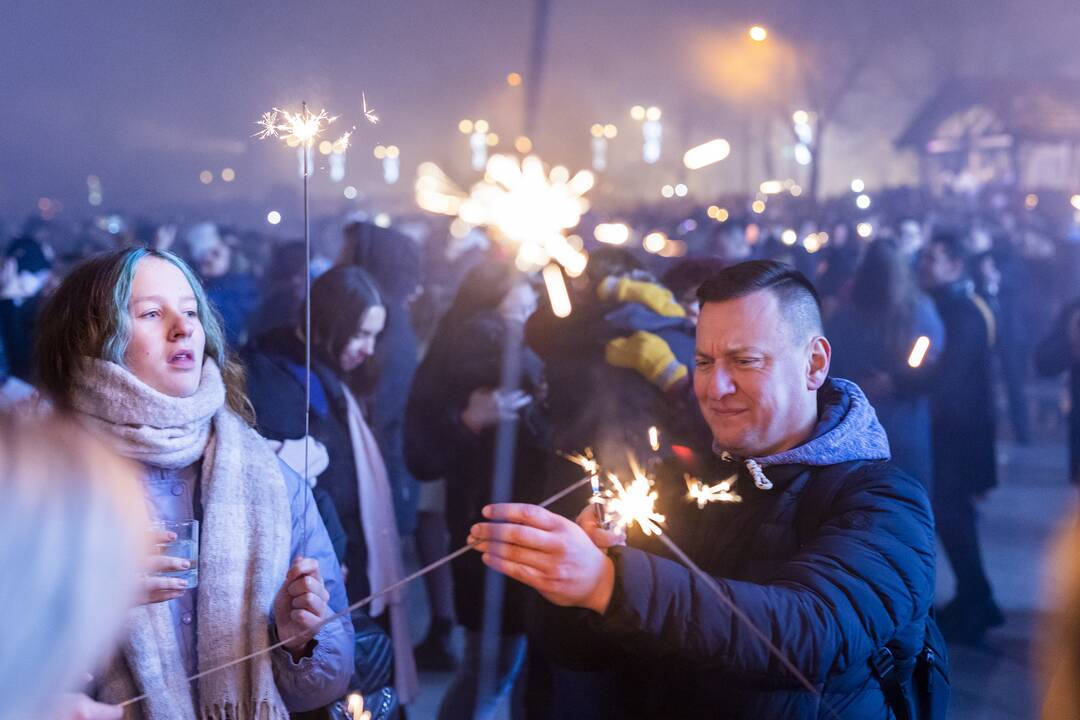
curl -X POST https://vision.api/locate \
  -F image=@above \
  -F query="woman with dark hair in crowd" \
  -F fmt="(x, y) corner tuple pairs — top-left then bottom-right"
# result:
(33, 247), (355, 718)
(405, 260), (547, 720)
(245, 264), (418, 707)
(827, 237), (945, 489)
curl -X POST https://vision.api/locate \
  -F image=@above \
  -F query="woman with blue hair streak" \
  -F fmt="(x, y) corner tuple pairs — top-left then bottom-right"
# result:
(34, 247), (355, 719)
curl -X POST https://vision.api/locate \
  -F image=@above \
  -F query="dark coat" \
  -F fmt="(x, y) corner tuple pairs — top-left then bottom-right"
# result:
(827, 294), (945, 489)
(927, 281), (998, 496)
(204, 272), (260, 349)
(0, 295), (41, 382)
(243, 326), (370, 602)
(530, 380), (938, 719)
(404, 311), (549, 633)
(1035, 298), (1080, 483)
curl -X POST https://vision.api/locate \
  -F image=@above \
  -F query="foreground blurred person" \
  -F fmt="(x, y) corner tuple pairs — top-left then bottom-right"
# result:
(471, 261), (945, 719)
(35, 247), (354, 718)
(0, 413), (147, 720)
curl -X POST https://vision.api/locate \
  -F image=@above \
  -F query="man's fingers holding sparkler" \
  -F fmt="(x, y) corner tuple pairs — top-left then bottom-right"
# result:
(576, 504), (627, 549)
(471, 503), (615, 615)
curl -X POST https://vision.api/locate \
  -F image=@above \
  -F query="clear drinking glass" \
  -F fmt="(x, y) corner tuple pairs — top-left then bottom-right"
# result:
(151, 519), (199, 589)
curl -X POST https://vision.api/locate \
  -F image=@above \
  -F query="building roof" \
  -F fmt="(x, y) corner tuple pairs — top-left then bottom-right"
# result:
(896, 77), (1080, 151)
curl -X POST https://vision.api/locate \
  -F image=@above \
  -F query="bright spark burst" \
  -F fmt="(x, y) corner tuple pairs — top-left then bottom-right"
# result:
(603, 456), (666, 536)
(415, 154), (593, 276)
(686, 474), (742, 509)
(253, 105), (338, 147)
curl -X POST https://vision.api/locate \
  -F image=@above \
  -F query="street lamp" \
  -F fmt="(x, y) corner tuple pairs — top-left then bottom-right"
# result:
(749, 25), (768, 42)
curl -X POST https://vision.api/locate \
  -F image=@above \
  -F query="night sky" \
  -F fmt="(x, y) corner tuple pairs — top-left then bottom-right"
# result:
(3, 0), (1079, 224)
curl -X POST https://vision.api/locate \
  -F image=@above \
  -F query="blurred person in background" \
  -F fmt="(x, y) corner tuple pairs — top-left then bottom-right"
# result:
(35, 247), (355, 717)
(828, 237), (945, 489)
(0, 234), (54, 382)
(1035, 297), (1080, 485)
(972, 243), (1032, 444)
(405, 261), (547, 720)
(245, 264), (418, 707)
(338, 221), (423, 564)
(0, 412), (147, 720)
(185, 222), (259, 349)
(660, 257), (729, 326)
(918, 231), (1003, 643)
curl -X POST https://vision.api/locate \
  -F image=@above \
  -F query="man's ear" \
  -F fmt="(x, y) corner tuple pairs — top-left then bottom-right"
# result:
(807, 336), (831, 391)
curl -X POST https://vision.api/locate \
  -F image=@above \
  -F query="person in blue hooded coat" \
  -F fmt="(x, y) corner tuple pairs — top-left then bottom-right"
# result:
(471, 261), (942, 719)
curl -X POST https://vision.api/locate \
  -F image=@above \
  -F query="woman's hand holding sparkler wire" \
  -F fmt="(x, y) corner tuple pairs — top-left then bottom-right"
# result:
(470, 503), (616, 615)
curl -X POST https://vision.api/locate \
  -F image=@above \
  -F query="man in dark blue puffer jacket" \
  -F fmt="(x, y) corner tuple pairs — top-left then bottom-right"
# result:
(470, 260), (942, 719)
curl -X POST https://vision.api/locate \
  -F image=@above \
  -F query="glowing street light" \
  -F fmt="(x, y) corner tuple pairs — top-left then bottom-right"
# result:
(683, 138), (731, 170)
(749, 25), (768, 42)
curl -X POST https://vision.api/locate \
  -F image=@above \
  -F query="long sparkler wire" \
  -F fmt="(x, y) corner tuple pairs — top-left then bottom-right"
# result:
(654, 533), (842, 720)
(118, 474), (596, 709)
(302, 101), (312, 559)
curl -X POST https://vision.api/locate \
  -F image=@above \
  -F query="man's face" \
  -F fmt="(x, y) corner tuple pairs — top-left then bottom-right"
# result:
(917, 242), (962, 289)
(693, 291), (829, 457)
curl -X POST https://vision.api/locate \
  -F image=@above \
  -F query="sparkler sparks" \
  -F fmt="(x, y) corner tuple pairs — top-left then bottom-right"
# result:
(362, 92), (379, 125)
(415, 154), (593, 276)
(686, 474), (742, 508)
(253, 104), (338, 147)
(601, 455), (666, 536)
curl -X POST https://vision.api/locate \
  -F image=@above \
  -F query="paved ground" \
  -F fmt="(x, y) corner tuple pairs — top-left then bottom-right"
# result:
(404, 425), (1075, 719)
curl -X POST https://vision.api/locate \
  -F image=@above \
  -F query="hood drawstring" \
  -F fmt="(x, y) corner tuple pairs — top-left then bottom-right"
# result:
(719, 451), (774, 491)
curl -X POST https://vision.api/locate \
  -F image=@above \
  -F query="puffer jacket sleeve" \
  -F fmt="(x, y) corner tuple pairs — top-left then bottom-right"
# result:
(589, 466), (935, 685)
(271, 459), (355, 710)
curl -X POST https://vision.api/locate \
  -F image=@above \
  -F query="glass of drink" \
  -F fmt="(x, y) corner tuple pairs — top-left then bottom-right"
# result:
(151, 519), (199, 589)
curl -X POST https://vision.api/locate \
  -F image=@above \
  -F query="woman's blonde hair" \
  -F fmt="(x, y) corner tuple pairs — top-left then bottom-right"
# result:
(0, 412), (147, 720)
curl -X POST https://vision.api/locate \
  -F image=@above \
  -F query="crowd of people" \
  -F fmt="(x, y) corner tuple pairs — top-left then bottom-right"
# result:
(2, 182), (1080, 719)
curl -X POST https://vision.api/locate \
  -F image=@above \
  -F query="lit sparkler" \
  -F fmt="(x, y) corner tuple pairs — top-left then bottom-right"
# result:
(415, 154), (593, 281)
(603, 456), (666, 536)
(253, 104), (338, 147)
(686, 474), (742, 508)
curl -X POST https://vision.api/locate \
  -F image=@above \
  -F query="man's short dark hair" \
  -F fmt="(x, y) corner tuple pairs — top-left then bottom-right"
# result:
(696, 260), (823, 339)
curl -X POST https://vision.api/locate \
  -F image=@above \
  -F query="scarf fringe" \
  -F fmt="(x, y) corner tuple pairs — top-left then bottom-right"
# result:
(201, 700), (290, 720)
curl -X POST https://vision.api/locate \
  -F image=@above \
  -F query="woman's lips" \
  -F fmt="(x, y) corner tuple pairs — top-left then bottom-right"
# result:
(168, 350), (195, 369)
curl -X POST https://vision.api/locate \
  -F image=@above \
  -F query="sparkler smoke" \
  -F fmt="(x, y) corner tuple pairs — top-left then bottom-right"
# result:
(118, 474), (597, 710)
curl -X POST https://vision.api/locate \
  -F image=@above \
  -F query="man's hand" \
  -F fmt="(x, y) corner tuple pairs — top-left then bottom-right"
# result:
(55, 693), (122, 720)
(140, 529), (190, 605)
(575, 504), (626, 549)
(273, 557), (333, 661)
(469, 503), (615, 615)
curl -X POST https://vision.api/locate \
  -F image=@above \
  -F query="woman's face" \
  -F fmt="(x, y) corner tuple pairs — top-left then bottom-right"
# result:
(499, 282), (537, 325)
(124, 257), (206, 397)
(339, 305), (386, 372)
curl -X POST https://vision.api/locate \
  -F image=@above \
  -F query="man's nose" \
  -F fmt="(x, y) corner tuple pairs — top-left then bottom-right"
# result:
(709, 367), (736, 397)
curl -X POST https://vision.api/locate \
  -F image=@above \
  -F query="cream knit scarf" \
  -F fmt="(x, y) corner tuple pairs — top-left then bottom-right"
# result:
(76, 359), (291, 720)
